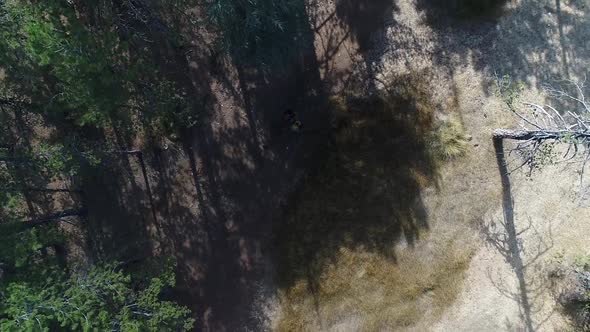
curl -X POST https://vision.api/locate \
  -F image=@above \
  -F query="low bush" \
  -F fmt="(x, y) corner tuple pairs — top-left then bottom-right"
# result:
(554, 258), (590, 330)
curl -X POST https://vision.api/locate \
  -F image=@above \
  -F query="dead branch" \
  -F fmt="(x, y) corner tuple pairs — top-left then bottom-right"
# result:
(495, 77), (590, 183)
(24, 208), (87, 228)
(492, 129), (590, 141)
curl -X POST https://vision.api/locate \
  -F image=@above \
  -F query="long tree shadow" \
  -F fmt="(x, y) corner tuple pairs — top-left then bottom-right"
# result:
(80, 154), (156, 262)
(178, 19), (332, 332)
(489, 137), (535, 331)
(484, 137), (556, 331)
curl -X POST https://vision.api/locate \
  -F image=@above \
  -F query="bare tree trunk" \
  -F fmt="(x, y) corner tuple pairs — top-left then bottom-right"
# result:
(24, 209), (87, 228)
(493, 129), (590, 141)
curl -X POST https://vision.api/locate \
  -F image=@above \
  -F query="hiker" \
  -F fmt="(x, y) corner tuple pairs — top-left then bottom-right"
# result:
(290, 120), (303, 133)
(283, 109), (302, 133)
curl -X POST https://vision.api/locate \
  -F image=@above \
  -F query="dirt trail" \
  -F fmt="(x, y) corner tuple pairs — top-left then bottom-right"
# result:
(83, 8), (330, 332)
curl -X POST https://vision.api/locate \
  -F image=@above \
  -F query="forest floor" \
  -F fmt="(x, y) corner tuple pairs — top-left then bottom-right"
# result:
(77, 0), (590, 331)
(269, 0), (590, 331)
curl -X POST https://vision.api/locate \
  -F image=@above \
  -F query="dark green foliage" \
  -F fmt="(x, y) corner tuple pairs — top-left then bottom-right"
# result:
(0, 192), (21, 223)
(1, 1), (125, 127)
(207, 0), (308, 67)
(0, 167), (195, 331)
(0, 162), (27, 224)
(0, 262), (195, 331)
(0, 4), (197, 328)
(0, 218), (194, 332)
(136, 79), (198, 137)
(1, 225), (58, 266)
(0, 0), (196, 132)
(26, 5), (128, 126)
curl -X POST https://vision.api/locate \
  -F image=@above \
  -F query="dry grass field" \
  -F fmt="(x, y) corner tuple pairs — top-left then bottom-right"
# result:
(270, 0), (590, 330)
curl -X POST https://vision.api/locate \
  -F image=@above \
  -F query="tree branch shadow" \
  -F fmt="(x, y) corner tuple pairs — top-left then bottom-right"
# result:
(483, 137), (557, 331)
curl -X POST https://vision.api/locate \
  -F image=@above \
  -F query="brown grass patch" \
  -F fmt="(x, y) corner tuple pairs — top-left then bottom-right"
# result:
(429, 114), (469, 161)
(277, 240), (473, 331)
(274, 72), (473, 330)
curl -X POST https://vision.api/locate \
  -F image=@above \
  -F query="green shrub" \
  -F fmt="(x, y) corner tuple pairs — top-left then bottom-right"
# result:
(429, 117), (469, 161)
(1, 1), (196, 132)
(0, 262), (195, 331)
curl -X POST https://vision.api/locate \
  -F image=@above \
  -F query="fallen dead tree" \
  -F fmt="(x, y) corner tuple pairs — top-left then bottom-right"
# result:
(494, 77), (590, 330)
(494, 77), (590, 179)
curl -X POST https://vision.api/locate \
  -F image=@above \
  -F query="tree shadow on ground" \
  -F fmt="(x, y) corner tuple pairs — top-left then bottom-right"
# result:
(337, 0), (398, 95)
(479, 137), (556, 331)
(276, 75), (440, 296)
(171, 19), (332, 332)
(74, 2), (333, 332)
(80, 155), (156, 262)
(413, 0), (590, 90)
(335, 0), (397, 52)
(417, 0), (508, 25)
(304, 0), (402, 96)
